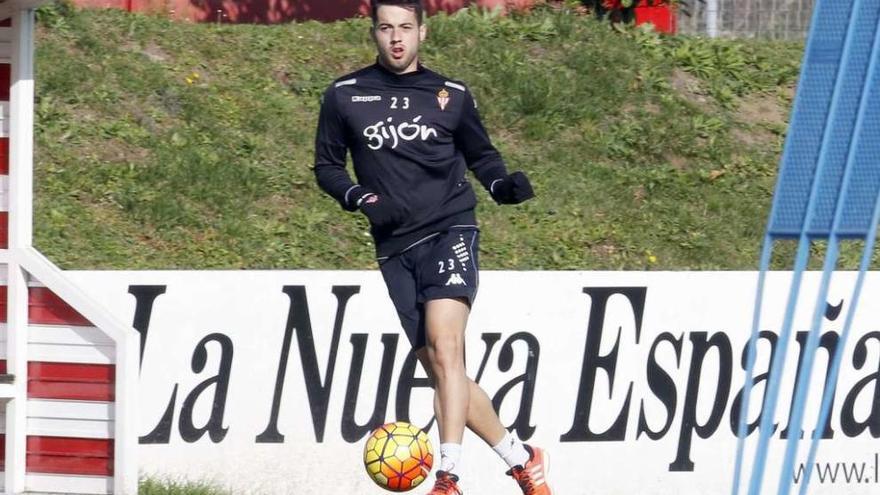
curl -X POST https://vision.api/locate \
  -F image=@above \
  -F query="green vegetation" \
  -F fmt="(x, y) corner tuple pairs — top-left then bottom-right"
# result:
(139, 478), (228, 495)
(33, 2), (809, 270)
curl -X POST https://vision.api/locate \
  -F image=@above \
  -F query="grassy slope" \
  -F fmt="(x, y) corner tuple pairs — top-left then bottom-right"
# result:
(33, 3), (807, 270)
(139, 479), (229, 495)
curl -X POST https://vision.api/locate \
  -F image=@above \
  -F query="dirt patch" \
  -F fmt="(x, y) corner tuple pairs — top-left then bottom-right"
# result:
(274, 68), (292, 87)
(528, 44), (549, 59)
(590, 242), (618, 258)
(731, 91), (790, 148)
(779, 84), (796, 105)
(731, 127), (756, 147)
(731, 126), (777, 148)
(72, 137), (150, 166)
(141, 42), (171, 63)
(736, 92), (788, 128)
(665, 153), (690, 170)
(670, 68), (712, 110)
(621, 101), (661, 116)
(632, 185), (646, 204)
(642, 102), (661, 115)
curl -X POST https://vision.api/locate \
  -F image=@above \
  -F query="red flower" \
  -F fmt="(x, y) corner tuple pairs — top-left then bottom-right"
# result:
(602, 0), (671, 8)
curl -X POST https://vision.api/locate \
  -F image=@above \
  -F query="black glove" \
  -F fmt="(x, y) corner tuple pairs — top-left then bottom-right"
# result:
(490, 171), (535, 205)
(357, 191), (408, 230)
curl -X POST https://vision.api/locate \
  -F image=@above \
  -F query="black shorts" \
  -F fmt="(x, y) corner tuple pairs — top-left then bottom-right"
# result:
(379, 228), (479, 350)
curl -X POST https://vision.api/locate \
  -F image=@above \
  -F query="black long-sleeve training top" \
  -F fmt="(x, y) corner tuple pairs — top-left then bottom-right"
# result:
(314, 63), (509, 259)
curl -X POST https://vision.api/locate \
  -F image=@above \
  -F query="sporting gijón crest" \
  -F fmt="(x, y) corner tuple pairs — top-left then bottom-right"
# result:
(437, 88), (450, 111)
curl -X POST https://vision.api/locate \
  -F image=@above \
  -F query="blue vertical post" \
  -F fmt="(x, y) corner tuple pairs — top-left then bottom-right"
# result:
(731, 1), (880, 494)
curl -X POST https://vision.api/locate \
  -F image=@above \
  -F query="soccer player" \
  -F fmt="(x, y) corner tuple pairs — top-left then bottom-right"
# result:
(313, 1), (551, 494)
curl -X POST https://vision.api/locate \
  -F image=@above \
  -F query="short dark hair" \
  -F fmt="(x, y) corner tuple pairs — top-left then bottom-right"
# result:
(370, 0), (424, 25)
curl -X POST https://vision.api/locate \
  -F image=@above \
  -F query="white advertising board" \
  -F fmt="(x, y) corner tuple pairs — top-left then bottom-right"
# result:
(67, 270), (880, 495)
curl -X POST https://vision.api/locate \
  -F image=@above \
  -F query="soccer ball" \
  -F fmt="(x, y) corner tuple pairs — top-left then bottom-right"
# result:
(363, 421), (433, 491)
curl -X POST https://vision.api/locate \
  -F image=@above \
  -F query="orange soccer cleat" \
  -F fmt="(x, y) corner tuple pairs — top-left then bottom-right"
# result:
(508, 445), (552, 495)
(426, 470), (463, 495)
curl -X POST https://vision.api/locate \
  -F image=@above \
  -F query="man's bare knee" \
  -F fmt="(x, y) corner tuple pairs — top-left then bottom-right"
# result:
(425, 298), (467, 358)
(427, 329), (463, 353)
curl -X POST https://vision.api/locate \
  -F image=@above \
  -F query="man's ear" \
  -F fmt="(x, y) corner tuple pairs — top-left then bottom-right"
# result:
(369, 25), (377, 43)
(419, 23), (427, 42)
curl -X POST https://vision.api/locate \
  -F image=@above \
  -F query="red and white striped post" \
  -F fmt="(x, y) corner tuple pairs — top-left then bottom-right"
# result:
(0, 2), (139, 494)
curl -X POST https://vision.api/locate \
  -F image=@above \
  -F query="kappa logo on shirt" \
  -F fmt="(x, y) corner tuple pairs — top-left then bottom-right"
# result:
(352, 95), (382, 103)
(445, 273), (467, 286)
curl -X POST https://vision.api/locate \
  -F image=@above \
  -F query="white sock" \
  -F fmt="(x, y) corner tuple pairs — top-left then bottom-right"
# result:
(439, 443), (462, 474)
(492, 432), (530, 468)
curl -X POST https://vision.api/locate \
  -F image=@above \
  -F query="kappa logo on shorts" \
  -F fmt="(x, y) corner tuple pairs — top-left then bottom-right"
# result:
(445, 273), (467, 286)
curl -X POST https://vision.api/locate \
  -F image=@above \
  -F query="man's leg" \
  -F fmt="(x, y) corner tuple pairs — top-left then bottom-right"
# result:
(415, 230), (545, 494)
(415, 349), (506, 448)
(420, 298), (551, 495)
(422, 298), (471, 452)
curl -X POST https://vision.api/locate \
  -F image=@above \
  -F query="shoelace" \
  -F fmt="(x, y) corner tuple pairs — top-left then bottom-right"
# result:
(513, 467), (536, 493)
(433, 475), (459, 494)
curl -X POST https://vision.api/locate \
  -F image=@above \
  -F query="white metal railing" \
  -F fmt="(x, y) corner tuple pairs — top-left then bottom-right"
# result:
(678, 0), (816, 39)
(2, 2), (139, 493)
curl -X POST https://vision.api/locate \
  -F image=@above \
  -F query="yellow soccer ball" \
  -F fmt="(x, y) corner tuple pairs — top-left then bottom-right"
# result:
(363, 421), (433, 492)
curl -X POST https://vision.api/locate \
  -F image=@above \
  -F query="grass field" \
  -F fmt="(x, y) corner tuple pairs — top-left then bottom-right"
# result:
(139, 478), (229, 495)
(30, 1), (822, 271)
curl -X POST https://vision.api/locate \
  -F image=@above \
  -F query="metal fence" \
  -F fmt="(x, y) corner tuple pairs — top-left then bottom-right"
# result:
(677, 0), (816, 39)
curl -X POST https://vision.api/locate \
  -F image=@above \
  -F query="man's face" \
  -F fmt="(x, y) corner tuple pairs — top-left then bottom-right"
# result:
(372, 5), (426, 74)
